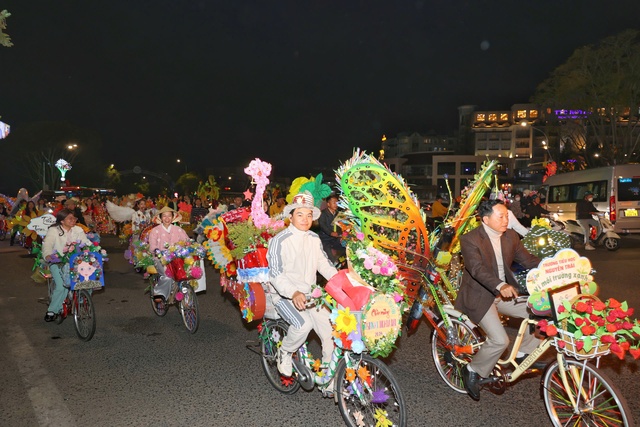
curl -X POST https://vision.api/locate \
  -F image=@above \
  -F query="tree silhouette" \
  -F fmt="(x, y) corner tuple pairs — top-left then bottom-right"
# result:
(532, 29), (640, 167)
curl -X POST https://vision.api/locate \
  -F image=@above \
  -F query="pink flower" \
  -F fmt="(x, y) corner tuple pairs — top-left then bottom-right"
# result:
(393, 292), (403, 303)
(380, 267), (389, 276)
(189, 266), (203, 279)
(356, 232), (365, 241)
(363, 258), (374, 270)
(311, 287), (323, 298)
(371, 265), (381, 275)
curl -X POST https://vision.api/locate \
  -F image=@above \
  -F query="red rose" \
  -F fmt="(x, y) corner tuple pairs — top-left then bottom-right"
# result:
(606, 314), (618, 323)
(610, 343), (625, 360)
(575, 302), (588, 313)
(557, 340), (566, 348)
(575, 317), (584, 327)
(629, 347), (640, 360)
(622, 321), (634, 330)
(606, 323), (618, 333)
(608, 298), (622, 309)
(545, 324), (558, 337)
(589, 314), (600, 322)
(600, 334), (616, 343)
(593, 301), (606, 311)
(575, 340), (584, 351)
(557, 305), (566, 313)
(626, 308), (634, 317)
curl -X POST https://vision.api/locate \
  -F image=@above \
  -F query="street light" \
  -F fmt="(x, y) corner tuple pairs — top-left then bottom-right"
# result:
(520, 122), (554, 163)
(176, 158), (187, 173)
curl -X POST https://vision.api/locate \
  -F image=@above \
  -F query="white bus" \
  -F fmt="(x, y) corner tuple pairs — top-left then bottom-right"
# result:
(540, 164), (640, 234)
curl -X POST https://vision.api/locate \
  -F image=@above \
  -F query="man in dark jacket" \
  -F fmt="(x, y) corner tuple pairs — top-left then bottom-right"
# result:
(455, 199), (542, 401)
(575, 191), (600, 250)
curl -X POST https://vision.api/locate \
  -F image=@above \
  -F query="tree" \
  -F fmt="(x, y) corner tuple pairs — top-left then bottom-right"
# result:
(0, 10), (12, 47)
(532, 30), (640, 168)
(176, 172), (200, 195)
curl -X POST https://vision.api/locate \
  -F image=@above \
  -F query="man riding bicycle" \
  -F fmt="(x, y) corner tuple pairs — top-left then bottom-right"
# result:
(266, 192), (338, 379)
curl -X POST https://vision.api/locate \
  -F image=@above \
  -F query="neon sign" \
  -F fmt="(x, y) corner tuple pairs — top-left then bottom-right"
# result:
(554, 109), (591, 119)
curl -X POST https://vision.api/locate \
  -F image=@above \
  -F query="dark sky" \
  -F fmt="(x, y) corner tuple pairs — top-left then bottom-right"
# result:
(2, 1), (640, 180)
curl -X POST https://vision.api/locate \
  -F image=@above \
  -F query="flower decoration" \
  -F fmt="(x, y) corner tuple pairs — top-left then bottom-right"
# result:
(335, 307), (358, 334)
(539, 296), (640, 360)
(522, 219), (571, 259)
(55, 158), (72, 181)
(45, 240), (109, 266)
(244, 158), (285, 230)
(346, 235), (403, 296)
(153, 241), (206, 282)
(373, 408), (393, 427)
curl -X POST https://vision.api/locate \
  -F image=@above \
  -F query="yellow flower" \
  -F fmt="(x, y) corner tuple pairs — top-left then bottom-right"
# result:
(312, 359), (322, 372)
(335, 307), (357, 334)
(184, 256), (194, 265)
(374, 409), (392, 427)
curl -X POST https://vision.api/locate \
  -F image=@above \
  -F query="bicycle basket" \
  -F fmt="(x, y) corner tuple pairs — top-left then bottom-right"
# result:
(551, 327), (611, 359)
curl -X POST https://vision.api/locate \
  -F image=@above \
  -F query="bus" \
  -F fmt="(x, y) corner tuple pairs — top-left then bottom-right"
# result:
(59, 186), (116, 199)
(540, 165), (640, 234)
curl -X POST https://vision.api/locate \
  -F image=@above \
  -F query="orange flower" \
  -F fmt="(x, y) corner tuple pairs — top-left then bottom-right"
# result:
(345, 368), (356, 382)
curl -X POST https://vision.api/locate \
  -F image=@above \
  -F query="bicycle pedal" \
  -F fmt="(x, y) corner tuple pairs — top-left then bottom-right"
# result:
(478, 376), (500, 385)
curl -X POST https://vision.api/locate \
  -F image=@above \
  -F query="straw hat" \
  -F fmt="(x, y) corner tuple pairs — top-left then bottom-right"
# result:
(153, 206), (183, 224)
(283, 191), (321, 220)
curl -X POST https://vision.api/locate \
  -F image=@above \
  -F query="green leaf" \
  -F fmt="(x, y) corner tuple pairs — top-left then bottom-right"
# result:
(621, 301), (629, 311)
(574, 329), (583, 339)
(582, 336), (593, 353)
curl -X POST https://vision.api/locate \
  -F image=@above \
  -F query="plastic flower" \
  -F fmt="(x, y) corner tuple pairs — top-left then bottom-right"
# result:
(335, 307), (358, 334)
(345, 368), (356, 382)
(544, 297), (640, 359)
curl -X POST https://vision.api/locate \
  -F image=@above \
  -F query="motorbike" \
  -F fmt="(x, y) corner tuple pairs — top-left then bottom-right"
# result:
(550, 213), (621, 251)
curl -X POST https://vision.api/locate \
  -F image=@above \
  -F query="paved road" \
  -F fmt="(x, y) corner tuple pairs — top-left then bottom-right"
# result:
(1, 235), (639, 426)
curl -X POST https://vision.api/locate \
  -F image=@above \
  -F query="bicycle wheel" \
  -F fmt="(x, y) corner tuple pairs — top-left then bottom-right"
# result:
(149, 275), (167, 317)
(542, 357), (634, 427)
(260, 320), (300, 394)
(336, 353), (406, 427)
(179, 283), (199, 334)
(73, 290), (96, 341)
(431, 318), (481, 394)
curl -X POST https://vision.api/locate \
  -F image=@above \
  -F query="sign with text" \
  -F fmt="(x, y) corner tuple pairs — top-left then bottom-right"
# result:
(526, 248), (593, 295)
(27, 214), (56, 238)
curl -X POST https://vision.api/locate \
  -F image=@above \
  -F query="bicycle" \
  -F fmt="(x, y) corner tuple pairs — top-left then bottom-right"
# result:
(438, 305), (634, 426)
(148, 271), (199, 334)
(255, 300), (407, 427)
(43, 268), (97, 341)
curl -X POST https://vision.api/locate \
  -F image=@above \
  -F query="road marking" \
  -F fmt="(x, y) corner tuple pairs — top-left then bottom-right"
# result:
(2, 308), (75, 427)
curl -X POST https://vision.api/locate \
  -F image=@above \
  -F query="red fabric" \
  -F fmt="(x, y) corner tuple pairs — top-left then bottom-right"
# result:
(325, 269), (374, 311)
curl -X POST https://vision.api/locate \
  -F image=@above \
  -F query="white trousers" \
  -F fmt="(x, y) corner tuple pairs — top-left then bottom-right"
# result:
(281, 305), (335, 364)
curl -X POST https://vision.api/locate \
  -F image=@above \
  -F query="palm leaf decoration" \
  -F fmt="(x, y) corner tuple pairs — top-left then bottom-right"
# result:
(299, 173), (332, 207)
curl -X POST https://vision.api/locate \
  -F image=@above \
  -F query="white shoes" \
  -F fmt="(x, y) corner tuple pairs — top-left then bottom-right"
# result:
(277, 349), (293, 377)
(585, 243), (596, 250)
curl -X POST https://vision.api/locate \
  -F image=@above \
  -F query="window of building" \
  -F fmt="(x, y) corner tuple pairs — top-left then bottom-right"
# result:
(489, 113), (497, 121)
(476, 113), (485, 121)
(500, 133), (511, 140)
(461, 162), (476, 175)
(517, 110), (527, 118)
(437, 162), (456, 175)
(476, 133), (487, 141)
(529, 110), (538, 118)
(500, 113), (509, 121)
(489, 133), (499, 140)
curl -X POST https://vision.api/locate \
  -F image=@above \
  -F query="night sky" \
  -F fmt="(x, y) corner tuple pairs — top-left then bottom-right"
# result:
(2, 1), (640, 182)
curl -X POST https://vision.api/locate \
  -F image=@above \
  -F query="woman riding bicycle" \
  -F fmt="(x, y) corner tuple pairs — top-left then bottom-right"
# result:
(42, 209), (92, 322)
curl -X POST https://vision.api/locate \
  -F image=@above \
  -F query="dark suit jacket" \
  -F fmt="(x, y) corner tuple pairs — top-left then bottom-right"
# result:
(454, 225), (540, 324)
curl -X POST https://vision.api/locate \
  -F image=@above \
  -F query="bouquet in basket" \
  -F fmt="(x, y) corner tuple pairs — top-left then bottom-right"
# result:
(154, 241), (206, 280)
(45, 240), (109, 265)
(538, 297), (640, 360)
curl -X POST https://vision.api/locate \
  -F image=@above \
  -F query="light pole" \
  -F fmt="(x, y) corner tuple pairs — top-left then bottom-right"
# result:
(520, 122), (554, 163)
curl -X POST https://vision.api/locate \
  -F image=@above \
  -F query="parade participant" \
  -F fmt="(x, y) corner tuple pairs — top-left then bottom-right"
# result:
(65, 199), (87, 226)
(131, 198), (151, 234)
(576, 191), (601, 250)
(42, 209), (93, 322)
(269, 194), (286, 217)
(267, 192), (338, 379)
(147, 206), (190, 301)
(431, 195), (448, 221)
(190, 198), (208, 225)
(317, 194), (345, 264)
(229, 195), (245, 210)
(456, 200), (543, 401)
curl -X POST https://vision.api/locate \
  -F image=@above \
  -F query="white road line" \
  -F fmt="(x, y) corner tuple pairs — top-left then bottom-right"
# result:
(3, 312), (76, 427)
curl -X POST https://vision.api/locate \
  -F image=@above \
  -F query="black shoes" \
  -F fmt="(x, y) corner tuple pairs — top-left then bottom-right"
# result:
(44, 311), (57, 322)
(515, 355), (547, 370)
(462, 365), (481, 401)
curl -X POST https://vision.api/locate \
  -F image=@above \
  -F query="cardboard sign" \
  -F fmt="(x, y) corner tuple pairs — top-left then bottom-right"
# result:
(27, 213), (56, 238)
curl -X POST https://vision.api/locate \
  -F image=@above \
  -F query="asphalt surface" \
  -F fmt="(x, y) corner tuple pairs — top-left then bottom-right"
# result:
(1, 234), (639, 427)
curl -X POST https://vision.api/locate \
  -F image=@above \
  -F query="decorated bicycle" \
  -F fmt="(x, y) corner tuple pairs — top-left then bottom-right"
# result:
(203, 158), (407, 427)
(145, 240), (206, 333)
(40, 229), (108, 341)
